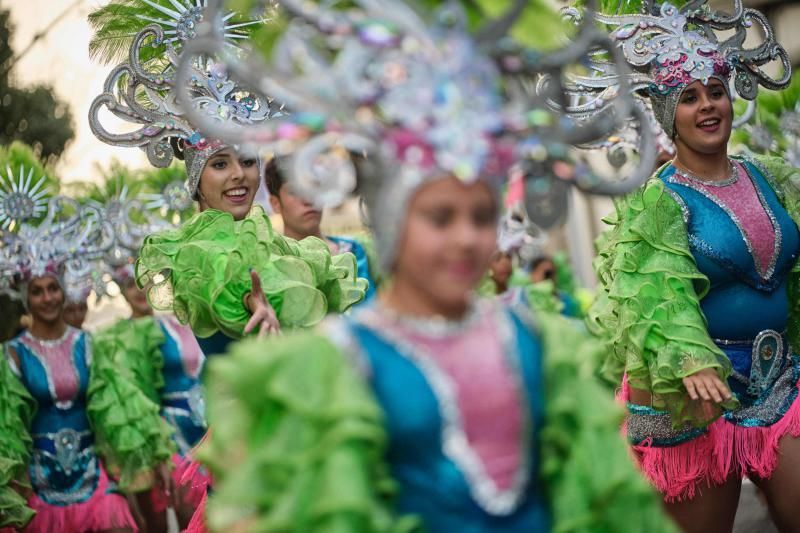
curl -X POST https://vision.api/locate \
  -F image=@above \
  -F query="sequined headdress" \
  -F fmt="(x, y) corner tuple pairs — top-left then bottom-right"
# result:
(171, 0), (661, 269)
(0, 185), (114, 304)
(562, 0), (791, 140)
(70, 175), (189, 299)
(88, 0), (274, 198)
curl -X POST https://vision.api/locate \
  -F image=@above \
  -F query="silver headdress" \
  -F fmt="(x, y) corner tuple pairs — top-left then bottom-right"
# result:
(560, 0), (791, 140)
(0, 195), (115, 304)
(172, 0), (659, 270)
(89, 2), (274, 198)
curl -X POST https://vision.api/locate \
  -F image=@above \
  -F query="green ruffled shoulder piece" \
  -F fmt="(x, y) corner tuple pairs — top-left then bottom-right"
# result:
(136, 206), (367, 339)
(586, 176), (736, 427)
(88, 320), (176, 492)
(476, 273), (497, 298)
(525, 280), (564, 315)
(745, 155), (800, 352)
(198, 333), (418, 532)
(532, 312), (677, 533)
(0, 346), (36, 528)
(509, 272), (564, 315)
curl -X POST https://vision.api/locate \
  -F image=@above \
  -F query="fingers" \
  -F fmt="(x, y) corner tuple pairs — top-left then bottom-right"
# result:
(693, 378), (712, 401)
(684, 377), (699, 401)
(258, 319), (268, 339)
(710, 376), (732, 402)
(244, 313), (259, 335)
(250, 269), (262, 298)
(684, 371), (733, 404)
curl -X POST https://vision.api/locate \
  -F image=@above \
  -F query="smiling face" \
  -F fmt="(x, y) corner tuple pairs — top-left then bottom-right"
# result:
(197, 148), (260, 221)
(392, 175), (498, 313)
(673, 79), (733, 156)
(27, 275), (65, 326)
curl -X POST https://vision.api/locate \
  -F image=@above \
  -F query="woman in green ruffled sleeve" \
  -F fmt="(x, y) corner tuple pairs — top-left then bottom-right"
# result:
(181, 0), (675, 530)
(586, 2), (800, 530)
(88, 5), (368, 357)
(0, 194), (171, 532)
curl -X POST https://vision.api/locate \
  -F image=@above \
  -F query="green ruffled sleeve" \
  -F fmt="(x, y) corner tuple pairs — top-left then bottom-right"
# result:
(749, 155), (800, 353)
(533, 313), (677, 533)
(88, 321), (176, 492)
(509, 271), (564, 315)
(198, 333), (418, 533)
(587, 178), (736, 427)
(0, 346), (36, 529)
(136, 206), (367, 339)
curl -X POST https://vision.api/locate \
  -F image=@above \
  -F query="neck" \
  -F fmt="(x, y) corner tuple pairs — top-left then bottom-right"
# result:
(29, 318), (67, 340)
(673, 144), (730, 182)
(380, 278), (471, 321)
(494, 280), (508, 295)
(283, 224), (323, 242)
(130, 308), (153, 319)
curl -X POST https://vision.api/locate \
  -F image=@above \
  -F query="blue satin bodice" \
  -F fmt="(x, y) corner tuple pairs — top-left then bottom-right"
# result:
(342, 307), (549, 532)
(6, 328), (101, 505)
(328, 235), (376, 302)
(195, 331), (232, 358)
(156, 317), (206, 454)
(660, 160), (800, 342)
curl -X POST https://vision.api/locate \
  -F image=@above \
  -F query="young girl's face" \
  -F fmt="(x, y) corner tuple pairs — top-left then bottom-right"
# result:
(393, 175), (498, 311)
(197, 148), (260, 221)
(674, 79), (732, 156)
(27, 275), (65, 325)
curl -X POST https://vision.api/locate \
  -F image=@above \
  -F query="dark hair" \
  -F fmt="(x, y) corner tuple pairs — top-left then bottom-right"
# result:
(264, 157), (285, 197)
(530, 256), (554, 270)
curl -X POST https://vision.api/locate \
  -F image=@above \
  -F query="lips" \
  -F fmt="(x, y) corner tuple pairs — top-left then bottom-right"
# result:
(697, 117), (721, 133)
(447, 261), (480, 281)
(223, 187), (249, 204)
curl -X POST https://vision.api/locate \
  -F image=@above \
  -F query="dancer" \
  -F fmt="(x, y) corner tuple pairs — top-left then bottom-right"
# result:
(581, 1), (800, 531)
(88, 3), (368, 356)
(177, 1), (674, 531)
(93, 265), (207, 531)
(0, 193), (172, 532)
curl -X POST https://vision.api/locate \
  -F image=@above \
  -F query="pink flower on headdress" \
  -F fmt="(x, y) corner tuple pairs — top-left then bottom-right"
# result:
(385, 129), (437, 170)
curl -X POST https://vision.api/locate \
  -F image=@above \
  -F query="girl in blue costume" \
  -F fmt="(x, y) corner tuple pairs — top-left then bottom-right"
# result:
(94, 266), (209, 531)
(0, 195), (173, 533)
(582, 1), (800, 531)
(179, 0), (675, 531)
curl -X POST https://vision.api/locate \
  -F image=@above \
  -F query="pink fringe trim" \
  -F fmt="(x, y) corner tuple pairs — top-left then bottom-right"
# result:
(623, 377), (800, 502)
(24, 463), (138, 533)
(149, 454), (211, 514)
(183, 492), (208, 533)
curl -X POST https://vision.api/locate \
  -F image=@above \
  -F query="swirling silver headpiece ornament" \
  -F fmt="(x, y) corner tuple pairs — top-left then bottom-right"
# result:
(559, 0), (791, 142)
(0, 196), (115, 304)
(173, 0), (658, 269)
(88, 3), (274, 199)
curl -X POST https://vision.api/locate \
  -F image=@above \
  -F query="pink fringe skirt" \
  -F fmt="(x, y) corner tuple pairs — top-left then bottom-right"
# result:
(149, 454), (211, 514)
(24, 463), (137, 533)
(622, 376), (800, 502)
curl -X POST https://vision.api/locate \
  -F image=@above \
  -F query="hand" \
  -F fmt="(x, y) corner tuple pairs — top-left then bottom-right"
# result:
(683, 368), (732, 404)
(243, 270), (281, 338)
(157, 462), (174, 498)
